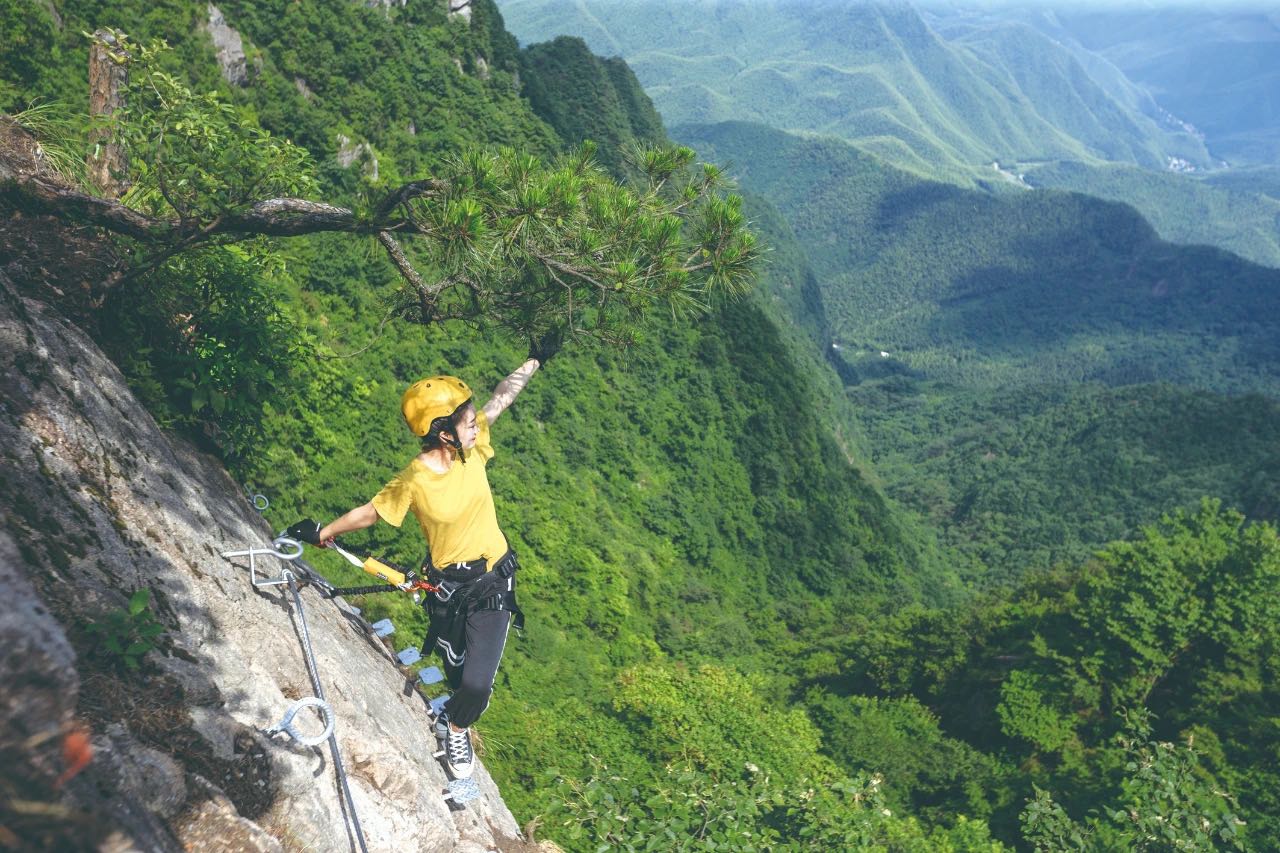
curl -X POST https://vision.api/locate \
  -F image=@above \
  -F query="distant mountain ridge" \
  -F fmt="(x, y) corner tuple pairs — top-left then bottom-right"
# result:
(1018, 159), (1280, 268)
(498, 0), (1280, 269)
(497, 0), (1212, 183)
(1041, 6), (1280, 166)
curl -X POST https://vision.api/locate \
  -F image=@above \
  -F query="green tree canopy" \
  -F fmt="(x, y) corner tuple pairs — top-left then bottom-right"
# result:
(3, 35), (759, 350)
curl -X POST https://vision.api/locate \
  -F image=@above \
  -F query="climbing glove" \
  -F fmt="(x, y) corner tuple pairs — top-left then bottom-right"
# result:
(285, 518), (323, 546)
(528, 327), (565, 365)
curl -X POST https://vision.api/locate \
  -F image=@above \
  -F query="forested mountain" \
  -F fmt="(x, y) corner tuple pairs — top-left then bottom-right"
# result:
(512, 4), (1280, 848)
(2, 0), (970, 848)
(5, 0), (1280, 850)
(498, 0), (1280, 270)
(680, 121), (1280, 395)
(678, 119), (1280, 581)
(497, 0), (1211, 181)
(1017, 159), (1280, 269)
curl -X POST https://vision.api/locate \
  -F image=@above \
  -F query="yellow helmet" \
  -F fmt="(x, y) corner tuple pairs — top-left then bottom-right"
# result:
(401, 375), (472, 437)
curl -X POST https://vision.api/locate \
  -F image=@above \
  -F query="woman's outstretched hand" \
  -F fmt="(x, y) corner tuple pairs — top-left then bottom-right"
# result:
(528, 327), (565, 365)
(285, 518), (323, 545)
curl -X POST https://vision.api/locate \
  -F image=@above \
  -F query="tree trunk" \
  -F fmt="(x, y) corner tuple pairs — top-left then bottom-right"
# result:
(86, 29), (130, 198)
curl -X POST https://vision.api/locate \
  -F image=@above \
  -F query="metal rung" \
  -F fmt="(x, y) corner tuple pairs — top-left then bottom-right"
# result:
(429, 694), (450, 715)
(444, 777), (481, 804)
(371, 619), (394, 637)
(418, 666), (444, 685)
(396, 647), (421, 666)
(223, 537), (304, 588)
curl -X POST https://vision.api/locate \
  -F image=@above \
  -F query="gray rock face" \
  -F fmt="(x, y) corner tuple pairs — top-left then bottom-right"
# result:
(0, 271), (533, 850)
(448, 0), (473, 24)
(336, 133), (379, 182)
(206, 4), (248, 86)
(36, 0), (63, 28)
(95, 725), (189, 819)
(0, 533), (78, 747)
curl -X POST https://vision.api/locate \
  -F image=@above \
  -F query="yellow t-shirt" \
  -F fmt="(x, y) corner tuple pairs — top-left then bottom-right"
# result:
(371, 409), (506, 570)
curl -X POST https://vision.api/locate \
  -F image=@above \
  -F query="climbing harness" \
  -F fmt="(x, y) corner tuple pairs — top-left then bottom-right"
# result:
(420, 551), (523, 669)
(221, 536), (370, 853)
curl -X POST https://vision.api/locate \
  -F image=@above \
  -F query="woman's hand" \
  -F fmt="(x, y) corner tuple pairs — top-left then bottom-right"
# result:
(528, 327), (565, 365)
(286, 518), (323, 545)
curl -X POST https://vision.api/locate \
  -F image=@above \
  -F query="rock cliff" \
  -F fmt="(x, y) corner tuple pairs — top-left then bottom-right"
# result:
(206, 4), (250, 87)
(0, 256), (537, 848)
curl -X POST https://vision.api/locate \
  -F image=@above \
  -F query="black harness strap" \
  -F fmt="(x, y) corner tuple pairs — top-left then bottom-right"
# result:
(326, 583), (402, 598)
(420, 551), (524, 662)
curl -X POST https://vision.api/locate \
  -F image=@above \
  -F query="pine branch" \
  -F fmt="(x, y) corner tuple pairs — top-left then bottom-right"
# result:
(0, 174), (458, 241)
(376, 231), (451, 324)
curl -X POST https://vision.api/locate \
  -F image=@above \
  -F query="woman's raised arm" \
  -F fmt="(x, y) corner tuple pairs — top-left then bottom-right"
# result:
(482, 357), (541, 424)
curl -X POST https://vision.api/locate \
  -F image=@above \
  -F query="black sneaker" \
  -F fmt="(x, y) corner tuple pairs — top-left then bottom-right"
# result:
(444, 725), (475, 779)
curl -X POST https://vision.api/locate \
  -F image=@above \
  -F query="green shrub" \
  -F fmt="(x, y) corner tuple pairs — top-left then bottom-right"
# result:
(84, 588), (166, 671)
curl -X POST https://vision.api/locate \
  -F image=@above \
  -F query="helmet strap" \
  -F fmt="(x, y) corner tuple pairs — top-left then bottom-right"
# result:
(441, 430), (467, 464)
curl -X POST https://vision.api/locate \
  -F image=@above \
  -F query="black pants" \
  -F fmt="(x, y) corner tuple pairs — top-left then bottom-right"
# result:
(441, 608), (512, 728)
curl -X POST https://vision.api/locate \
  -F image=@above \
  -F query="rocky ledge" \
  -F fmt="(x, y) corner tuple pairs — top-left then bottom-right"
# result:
(0, 269), (541, 851)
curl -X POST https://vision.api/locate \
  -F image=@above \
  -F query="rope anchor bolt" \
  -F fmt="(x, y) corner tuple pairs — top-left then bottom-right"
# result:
(266, 696), (337, 747)
(221, 537), (304, 588)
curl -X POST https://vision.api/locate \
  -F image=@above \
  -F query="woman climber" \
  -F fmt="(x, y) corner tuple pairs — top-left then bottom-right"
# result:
(288, 346), (552, 779)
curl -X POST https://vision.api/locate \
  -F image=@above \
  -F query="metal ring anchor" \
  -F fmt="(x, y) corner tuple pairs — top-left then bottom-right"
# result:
(243, 485), (270, 513)
(230, 538), (368, 852)
(266, 696), (336, 747)
(221, 537), (304, 587)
